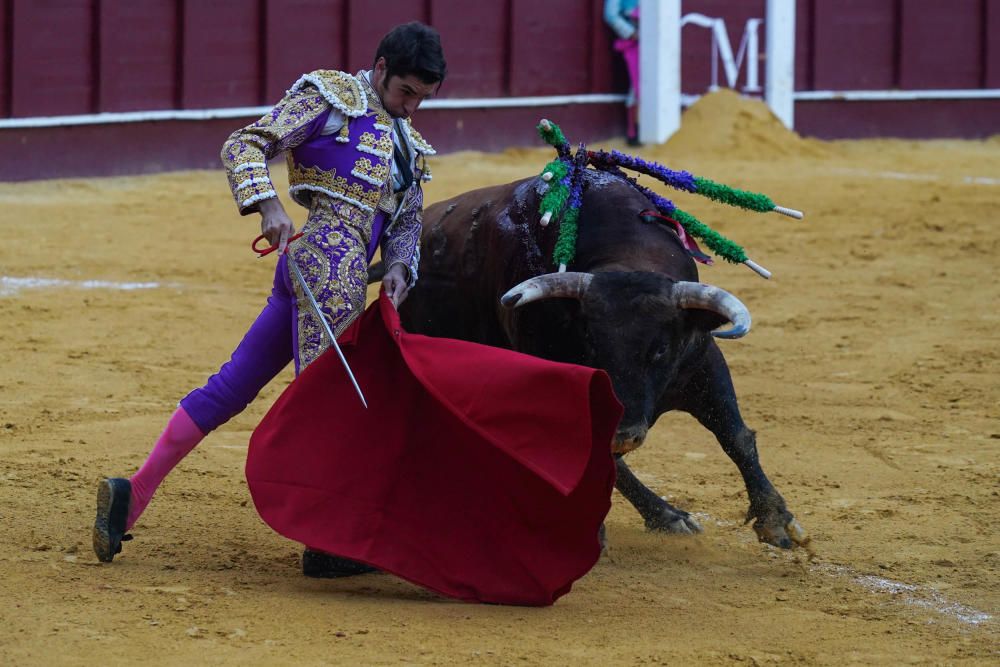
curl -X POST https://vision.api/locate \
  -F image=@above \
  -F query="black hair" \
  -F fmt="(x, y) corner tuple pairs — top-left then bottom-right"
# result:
(374, 22), (447, 85)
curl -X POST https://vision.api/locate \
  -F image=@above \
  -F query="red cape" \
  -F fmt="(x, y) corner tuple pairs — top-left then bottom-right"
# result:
(246, 292), (622, 606)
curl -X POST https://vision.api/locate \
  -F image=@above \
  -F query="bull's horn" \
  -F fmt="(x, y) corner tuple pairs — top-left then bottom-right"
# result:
(501, 272), (593, 308)
(671, 281), (752, 339)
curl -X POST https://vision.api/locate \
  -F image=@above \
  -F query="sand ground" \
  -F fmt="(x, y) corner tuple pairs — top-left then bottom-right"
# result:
(1, 92), (997, 665)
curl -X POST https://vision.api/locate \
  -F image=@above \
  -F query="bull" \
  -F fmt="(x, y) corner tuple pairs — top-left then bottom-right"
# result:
(392, 168), (807, 549)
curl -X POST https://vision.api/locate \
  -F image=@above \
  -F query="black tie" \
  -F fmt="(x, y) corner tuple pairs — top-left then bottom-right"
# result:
(393, 142), (414, 192)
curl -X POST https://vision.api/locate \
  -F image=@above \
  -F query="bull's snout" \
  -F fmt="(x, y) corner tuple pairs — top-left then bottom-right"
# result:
(613, 422), (648, 454)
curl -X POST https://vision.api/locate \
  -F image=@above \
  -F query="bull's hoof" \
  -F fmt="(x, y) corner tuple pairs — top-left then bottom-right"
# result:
(751, 515), (810, 550)
(753, 521), (793, 549)
(644, 507), (702, 535)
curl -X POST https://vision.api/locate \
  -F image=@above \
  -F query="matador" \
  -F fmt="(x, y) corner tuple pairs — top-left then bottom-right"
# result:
(93, 22), (447, 579)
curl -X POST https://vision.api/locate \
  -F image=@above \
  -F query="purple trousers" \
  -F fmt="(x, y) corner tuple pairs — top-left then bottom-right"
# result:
(179, 199), (388, 435)
(180, 254), (297, 434)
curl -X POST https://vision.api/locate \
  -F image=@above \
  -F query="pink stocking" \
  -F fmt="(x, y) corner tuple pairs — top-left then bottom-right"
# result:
(615, 38), (641, 139)
(127, 406), (205, 530)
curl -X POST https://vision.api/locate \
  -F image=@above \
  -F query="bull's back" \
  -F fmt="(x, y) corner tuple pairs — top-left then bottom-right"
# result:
(419, 179), (531, 279)
(401, 178), (535, 346)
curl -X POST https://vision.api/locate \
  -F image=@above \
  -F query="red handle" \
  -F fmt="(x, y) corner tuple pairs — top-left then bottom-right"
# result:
(252, 232), (304, 257)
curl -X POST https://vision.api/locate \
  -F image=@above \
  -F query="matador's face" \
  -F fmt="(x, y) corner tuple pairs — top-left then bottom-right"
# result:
(372, 58), (438, 119)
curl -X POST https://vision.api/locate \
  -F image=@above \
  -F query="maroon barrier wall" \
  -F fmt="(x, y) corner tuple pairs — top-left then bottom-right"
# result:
(0, 0), (997, 181)
(0, 0), (627, 180)
(0, 0), (625, 112)
(794, 0), (1000, 138)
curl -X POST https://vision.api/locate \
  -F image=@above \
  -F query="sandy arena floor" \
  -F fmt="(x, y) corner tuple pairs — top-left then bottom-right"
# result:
(1, 92), (997, 664)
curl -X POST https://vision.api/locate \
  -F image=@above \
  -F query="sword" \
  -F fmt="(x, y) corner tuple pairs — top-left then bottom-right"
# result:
(285, 252), (368, 409)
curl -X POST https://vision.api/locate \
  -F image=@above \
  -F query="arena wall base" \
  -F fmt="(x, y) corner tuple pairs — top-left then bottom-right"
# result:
(0, 105), (626, 182)
(795, 99), (1000, 141)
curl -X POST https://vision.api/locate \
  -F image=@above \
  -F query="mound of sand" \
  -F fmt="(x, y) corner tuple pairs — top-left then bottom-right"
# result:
(664, 88), (829, 159)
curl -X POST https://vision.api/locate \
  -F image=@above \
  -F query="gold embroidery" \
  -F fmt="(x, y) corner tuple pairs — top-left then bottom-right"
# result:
(348, 180), (375, 208)
(357, 128), (393, 158)
(287, 161), (384, 212)
(292, 202), (370, 370)
(377, 184), (403, 214)
(358, 73), (387, 116)
(288, 161), (347, 194)
(290, 70), (366, 117)
(352, 157), (390, 185)
(419, 155), (433, 182)
(238, 90), (327, 146)
(403, 119), (436, 155)
(221, 87), (329, 211)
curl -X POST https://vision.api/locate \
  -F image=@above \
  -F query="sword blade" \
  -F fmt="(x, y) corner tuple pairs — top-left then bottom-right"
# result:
(286, 254), (368, 409)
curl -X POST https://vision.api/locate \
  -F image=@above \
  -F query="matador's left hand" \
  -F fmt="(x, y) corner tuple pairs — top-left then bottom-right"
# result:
(382, 263), (410, 310)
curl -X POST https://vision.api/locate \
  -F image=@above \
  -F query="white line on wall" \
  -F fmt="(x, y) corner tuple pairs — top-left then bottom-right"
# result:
(0, 94), (628, 130)
(796, 89), (1000, 102)
(0, 89), (997, 130)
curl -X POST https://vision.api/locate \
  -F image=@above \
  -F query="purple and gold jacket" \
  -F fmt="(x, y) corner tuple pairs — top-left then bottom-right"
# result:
(220, 69), (434, 283)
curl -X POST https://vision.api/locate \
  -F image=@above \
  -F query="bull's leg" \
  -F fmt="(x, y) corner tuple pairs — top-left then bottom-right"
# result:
(615, 456), (703, 534)
(677, 344), (806, 549)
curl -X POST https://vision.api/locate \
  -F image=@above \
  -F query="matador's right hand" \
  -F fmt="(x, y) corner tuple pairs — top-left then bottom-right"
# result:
(259, 197), (296, 256)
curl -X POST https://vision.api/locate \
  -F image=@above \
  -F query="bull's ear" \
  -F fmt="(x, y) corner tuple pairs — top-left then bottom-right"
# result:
(686, 309), (730, 334)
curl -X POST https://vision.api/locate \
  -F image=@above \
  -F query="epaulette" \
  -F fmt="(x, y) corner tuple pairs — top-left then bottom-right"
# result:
(287, 70), (367, 118)
(402, 119), (436, 156)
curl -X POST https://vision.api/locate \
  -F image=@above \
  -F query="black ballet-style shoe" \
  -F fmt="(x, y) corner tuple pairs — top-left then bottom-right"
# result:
(302, 548), (377, 578)
(93, 477), (133, 562)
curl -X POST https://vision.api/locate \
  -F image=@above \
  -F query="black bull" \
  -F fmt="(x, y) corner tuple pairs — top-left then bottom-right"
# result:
(386, 170), (807, 549)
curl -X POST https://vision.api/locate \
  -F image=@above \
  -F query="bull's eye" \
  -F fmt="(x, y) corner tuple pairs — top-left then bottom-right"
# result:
(651, 342), (670, 363)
